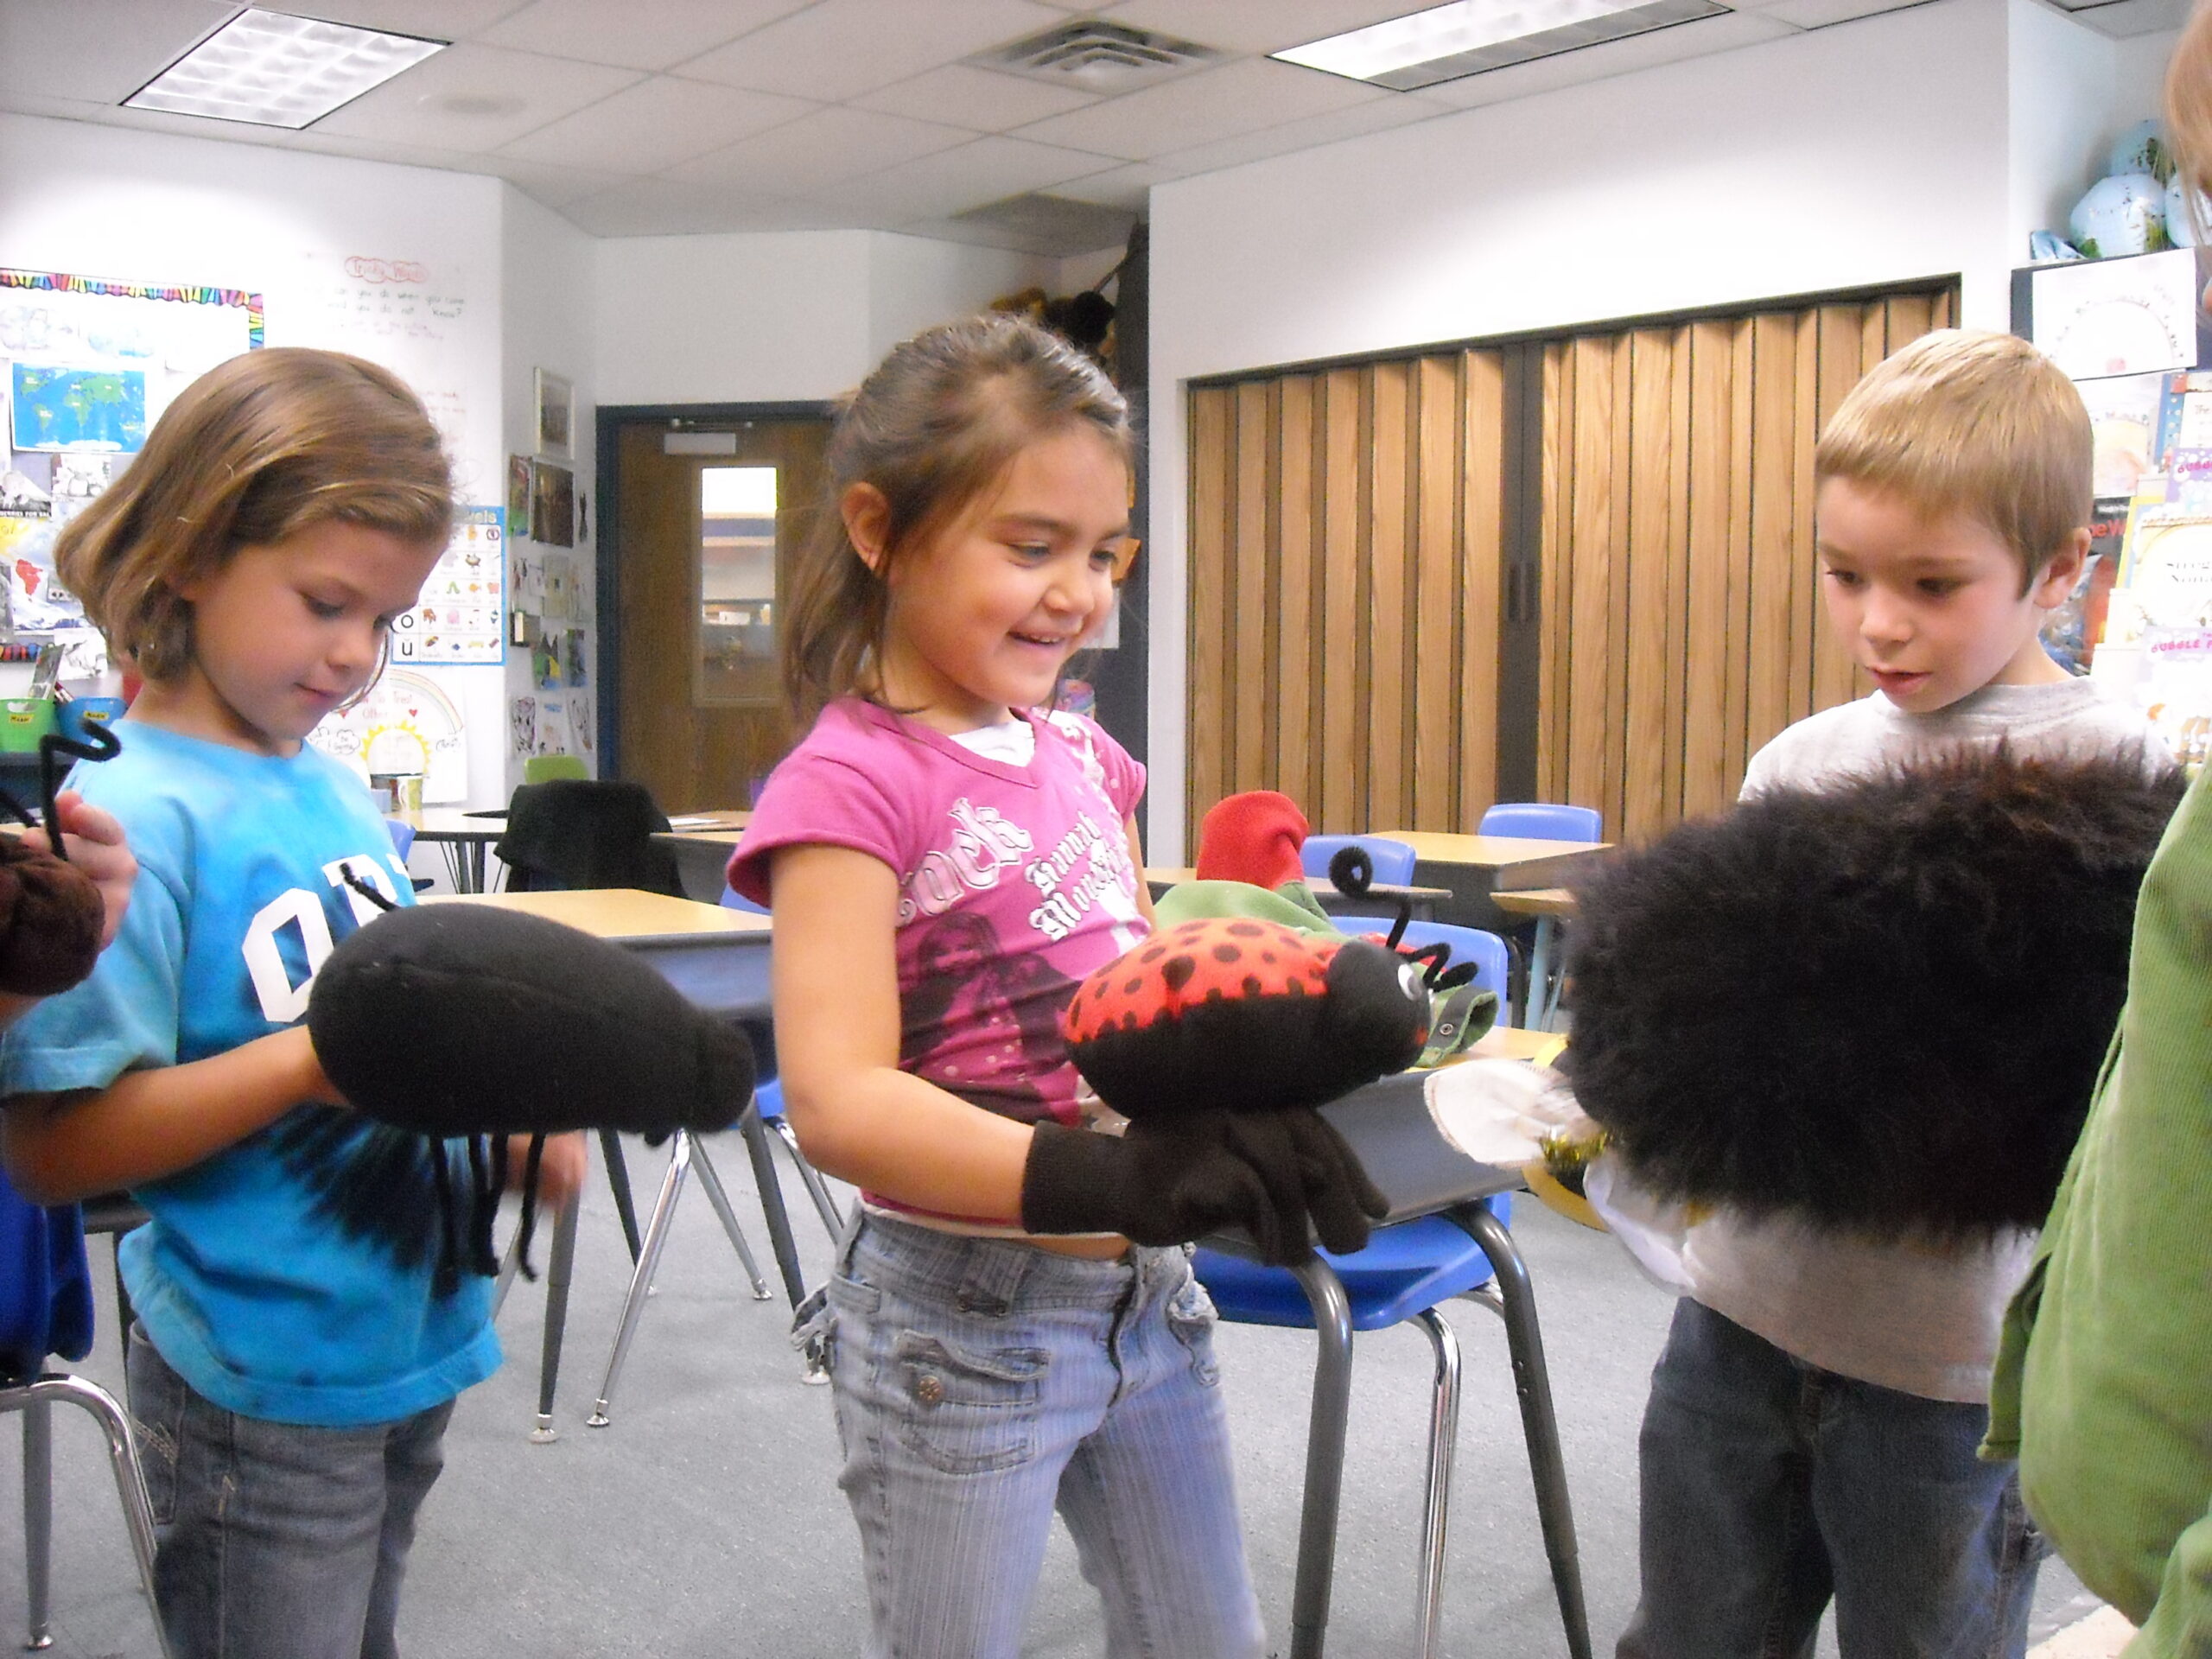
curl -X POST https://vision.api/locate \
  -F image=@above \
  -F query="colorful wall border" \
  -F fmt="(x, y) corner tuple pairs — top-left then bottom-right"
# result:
(0, 267), (264, 348)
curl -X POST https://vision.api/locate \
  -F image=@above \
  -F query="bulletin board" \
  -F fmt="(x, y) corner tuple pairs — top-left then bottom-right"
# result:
(0, 268), (263, 670)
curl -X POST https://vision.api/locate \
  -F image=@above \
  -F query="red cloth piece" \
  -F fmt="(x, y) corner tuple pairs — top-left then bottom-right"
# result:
(1194, 790), (1309, 888)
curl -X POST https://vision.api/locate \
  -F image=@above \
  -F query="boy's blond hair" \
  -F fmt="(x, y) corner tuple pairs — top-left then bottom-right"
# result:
(57, 347), (452, 683)
(1814, 328), (2091, 594)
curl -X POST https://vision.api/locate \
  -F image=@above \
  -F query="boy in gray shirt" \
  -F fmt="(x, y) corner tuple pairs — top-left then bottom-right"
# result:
(1619, 331), (2163, 1659)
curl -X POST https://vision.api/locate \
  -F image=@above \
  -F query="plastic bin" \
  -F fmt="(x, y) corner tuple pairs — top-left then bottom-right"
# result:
(0, 699), (57, 753)
(56, 697), (125, 744)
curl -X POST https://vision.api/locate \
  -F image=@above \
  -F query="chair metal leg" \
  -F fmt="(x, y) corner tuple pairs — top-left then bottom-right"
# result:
(1286, 1255), (1355, 1659)
(24, 1399), (51, 1649)
(1411, 1308), (1463, 1659)
(738, 1104), (810, 1310)
(687, 1139), (771, 1300)
(3, 1375), (175, 1659)
(588, 1131), (696, 1427)
(1529, 917), (1559, 1031)
(771, 1117), (847, 1240)
(597, 1128), (645, 1262)
(1449, 1203), (1592, 1659)
(531, 1190), (582, 1443)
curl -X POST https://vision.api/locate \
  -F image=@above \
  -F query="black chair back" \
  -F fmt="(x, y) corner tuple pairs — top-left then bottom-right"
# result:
(493, 780), (683, 894)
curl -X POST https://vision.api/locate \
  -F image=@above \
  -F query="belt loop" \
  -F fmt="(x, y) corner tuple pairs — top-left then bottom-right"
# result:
(954, 1238), (1033, 1318)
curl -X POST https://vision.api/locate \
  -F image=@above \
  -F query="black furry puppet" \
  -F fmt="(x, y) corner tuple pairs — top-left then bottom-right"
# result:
(0, 722), (125, 998)
(1564, 748), (2183, 1236)
(304, 894), (755, 1285)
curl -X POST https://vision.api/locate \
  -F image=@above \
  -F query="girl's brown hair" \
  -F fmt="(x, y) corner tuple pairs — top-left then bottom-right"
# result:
(56, 347), (453, 683)
(783, 312), (1134, 721)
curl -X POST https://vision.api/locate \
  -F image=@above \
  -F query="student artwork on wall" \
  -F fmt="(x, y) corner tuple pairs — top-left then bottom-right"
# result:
(534, 368), (572, 460)
(509, 695), (536, 758)
(392, 505), (505, 666)
(506, 454), (532, 537)
(0, 270), (262, 671)
(307, 667), (467, 803)
(530, 460), (574, 547)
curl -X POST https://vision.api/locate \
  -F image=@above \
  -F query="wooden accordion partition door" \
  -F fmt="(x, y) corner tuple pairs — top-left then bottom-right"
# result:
(1185, 351), (1506, 853)
(1536, 283), (1958, 842)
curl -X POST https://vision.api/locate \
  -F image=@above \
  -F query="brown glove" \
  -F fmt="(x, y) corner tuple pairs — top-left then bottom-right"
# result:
(0, 834), (103, 998)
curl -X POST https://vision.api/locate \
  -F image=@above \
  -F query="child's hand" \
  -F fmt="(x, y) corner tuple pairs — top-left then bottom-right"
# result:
(512, 1130), (587, 1211)
(32, 793), (135, 947)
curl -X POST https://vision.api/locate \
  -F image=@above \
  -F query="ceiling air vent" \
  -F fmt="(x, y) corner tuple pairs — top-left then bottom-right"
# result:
(969, 21), (1222, 93)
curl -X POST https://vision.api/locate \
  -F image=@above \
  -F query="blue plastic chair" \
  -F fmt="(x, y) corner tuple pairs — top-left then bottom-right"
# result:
(2, 1171), (169, 1656)
(1192, 926), (1592, 1659)
(1301, 833), (1418, 887)
(1329, 918), (1511, 1013)
(1478, 802), (1602, 842)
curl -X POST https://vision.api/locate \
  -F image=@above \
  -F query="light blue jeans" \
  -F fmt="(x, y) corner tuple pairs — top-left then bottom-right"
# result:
(1618, 1299), (2044, 1659)
(127, 1327), (454, 1659)
(814, 1213), (1268, 1659)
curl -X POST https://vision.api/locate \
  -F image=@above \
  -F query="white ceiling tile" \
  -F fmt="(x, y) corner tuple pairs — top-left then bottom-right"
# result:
(1147, 88), (1446, 177)
(474, 0), (813, 71)
(815, 135), (1121, 221)
(663, 105), (974, 193)
(2067, 0), (2191, 35)
(0, 0), (236, 105)
(1011, 56), (1388, 162)
(474, 154), (632, 207)
(560, 176), (809, 236)
(677, 0), (1071, 102)
(1046, 162), (1181, 210)
(306, 1), (536, 39)
(852, 62), (1103, 131)
(1414, 10), (1797, 105)
(1751, 0), (1926, 24)
(1103, 0), (1439, 55)
(310, 41), (641, 149)
(497, 75), (816, 172)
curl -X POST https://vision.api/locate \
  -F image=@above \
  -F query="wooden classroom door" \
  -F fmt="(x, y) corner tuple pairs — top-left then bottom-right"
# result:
(1535, 283), (1958, 842)
(610, 415), (829, 814)
(1185, 350), (1508, 854)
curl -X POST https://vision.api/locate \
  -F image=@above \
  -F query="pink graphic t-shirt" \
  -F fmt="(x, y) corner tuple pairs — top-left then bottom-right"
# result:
(729, 698), (1148, 1139)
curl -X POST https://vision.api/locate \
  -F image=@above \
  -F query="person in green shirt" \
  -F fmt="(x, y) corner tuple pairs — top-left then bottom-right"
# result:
(1986, 16), (2212, 1649)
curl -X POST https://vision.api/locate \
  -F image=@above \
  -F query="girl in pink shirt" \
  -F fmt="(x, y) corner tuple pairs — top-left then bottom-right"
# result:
(732, 315), (1374, 1659)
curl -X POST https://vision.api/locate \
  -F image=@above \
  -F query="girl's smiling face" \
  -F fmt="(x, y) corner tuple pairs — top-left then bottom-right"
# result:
(856, 423), (1131, 734)
(153, 518), (441, 755)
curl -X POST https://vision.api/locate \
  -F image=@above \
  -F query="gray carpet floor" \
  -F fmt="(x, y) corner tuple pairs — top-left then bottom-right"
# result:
(2, 1135), (2097, 1657)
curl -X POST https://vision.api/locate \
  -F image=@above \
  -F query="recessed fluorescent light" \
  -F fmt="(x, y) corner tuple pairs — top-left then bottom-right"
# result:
(125, 9), (446, 130)
(1273, 0), (1728, 89)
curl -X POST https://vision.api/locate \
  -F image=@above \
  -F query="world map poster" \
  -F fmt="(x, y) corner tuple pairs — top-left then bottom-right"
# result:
(10, 365), (147, 452)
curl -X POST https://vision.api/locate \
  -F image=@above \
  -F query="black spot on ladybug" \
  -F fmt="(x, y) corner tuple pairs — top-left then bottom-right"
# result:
(1211, 943), (1240, 964)
(1141, 947), (1166, 963)
(1285, 978), (1306, 995)
(1243, 975), (1263, 997)
(1121, 1011), (1140, 1030)
(1123, 978), (1143, 995)
(1261, 951), (1276, 963)
(1226, 921), (1265, 937)
(1205, 987), (1225, 1001)
(1161, 956), (1197, 992)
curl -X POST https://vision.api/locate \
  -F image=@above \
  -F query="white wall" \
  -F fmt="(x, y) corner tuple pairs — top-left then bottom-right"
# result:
(2009, 0), (2123, 250)
(0, 110), (514, 808)
(1141, 0), (2145, 858)
(499, 185), (598, 783)
(594, 228), (1058, 408)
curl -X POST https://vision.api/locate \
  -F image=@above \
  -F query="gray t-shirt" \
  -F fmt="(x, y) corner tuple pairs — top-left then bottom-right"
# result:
(1683, 678), (2165, 1402)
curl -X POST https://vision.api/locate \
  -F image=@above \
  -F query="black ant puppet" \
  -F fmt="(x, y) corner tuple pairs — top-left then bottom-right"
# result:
(311, 881), (755, 1287)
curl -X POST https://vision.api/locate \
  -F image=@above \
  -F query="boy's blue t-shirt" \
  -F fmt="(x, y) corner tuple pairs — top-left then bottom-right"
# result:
(0, 720), (499, 1427)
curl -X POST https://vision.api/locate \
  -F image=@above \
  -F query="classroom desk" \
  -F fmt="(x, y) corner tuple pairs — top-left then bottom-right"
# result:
(1491, 887), (1577, 1032)
(392, 806), (507, 893)
(1143, 868), (1455, 921)
(1370, 830), (1611, 932)
(651, 817), (751, 903)
(423, 888), (786, 1436)
(1226, 1033), (1587, 1659)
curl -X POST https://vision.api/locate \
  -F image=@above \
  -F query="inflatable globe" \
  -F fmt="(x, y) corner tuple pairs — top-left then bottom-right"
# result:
(2167, 175), (2209, 247)
(2110, 119), (2175, 183)
(2071, 172), (2169, 257)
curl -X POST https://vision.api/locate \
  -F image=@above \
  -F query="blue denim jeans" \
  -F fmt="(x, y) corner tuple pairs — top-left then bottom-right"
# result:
(1618, 1299), (2044, 1659)
(126, 1327), (454, 1659)
(815, 1214), (1268, 1659)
